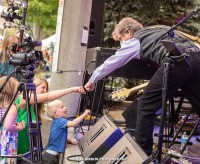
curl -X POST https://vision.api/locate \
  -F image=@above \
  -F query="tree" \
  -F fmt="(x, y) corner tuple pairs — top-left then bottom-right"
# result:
(26, 0), (58, 39)
(22, 0), (200, 43)
(103, 0), (200, 47)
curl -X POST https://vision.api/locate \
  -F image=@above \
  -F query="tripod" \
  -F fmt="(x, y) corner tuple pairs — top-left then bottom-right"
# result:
(0, 66), (43, 163)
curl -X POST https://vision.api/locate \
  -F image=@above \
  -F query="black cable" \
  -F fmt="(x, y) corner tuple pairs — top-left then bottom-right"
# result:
(107, 114), (126, 125)
(76, 68), (89, 136)
(66, 154), (83, 162)
(196, 137), (200, 142)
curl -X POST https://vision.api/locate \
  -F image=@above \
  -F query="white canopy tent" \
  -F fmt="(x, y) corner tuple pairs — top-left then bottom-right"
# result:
(0, 5), (7, 13)
(42, 34), (56, 48)
(0, 34), (3, 42)
(0, 5), (7, 29)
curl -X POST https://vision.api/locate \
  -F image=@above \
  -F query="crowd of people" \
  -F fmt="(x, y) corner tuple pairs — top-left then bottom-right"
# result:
(0, 34), (90, 163)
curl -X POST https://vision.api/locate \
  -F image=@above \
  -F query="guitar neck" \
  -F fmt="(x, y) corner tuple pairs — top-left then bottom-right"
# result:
(128, 82), (149, 96)
(110, 81), (149, 101)
(178, 31), (200, 44)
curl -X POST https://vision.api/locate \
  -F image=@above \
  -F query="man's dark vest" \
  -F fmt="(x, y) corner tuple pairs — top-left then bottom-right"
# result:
(134, 25), (197, 66)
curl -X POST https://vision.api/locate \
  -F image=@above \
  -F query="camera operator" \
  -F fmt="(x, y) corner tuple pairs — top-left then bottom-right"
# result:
(0, 34), (21, 81)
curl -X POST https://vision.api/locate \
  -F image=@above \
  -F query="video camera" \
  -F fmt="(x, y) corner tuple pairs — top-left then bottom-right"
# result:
(1, 0), (44, 75)
(1, 0), (22, 22)
(1, 0), (43, 67)
(9, 50), (43, 67)
(9, 36), (44, 67)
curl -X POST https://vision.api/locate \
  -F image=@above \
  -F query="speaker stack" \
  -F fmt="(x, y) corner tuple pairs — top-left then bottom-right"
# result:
(80, 47), (116, 115)
(78, 115), (152, 164)
(87, 0), (105, 49)
(85, 47), (116, 74)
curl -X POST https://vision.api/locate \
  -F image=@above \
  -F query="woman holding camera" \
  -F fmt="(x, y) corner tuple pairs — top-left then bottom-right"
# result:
(0, 34), (21, 80)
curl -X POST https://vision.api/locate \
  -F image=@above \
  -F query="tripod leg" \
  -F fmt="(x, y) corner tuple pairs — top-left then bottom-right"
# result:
(156, 61), (170, 162)
(24, 83), (43, 163)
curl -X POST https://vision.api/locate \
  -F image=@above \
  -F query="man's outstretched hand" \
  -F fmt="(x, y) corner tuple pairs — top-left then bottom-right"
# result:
(84, 82), (95, 92)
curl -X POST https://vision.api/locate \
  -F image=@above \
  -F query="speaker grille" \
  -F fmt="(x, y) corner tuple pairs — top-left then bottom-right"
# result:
(89, 125), (106, 143)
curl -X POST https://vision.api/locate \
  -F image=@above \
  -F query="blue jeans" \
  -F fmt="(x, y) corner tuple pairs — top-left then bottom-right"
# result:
(135, 53), (200, 155)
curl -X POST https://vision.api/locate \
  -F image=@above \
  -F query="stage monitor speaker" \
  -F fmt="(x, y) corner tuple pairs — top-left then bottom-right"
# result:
(96, 133), (152, 164)
(78, 115), (123, 162)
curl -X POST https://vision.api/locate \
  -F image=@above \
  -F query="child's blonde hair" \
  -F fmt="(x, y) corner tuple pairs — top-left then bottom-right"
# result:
(33, 77), (49, 122)
(46, 100), (62, 119)
(0, 76), (18, 107)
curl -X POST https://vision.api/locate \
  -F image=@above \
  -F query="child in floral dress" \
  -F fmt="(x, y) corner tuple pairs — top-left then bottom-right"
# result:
(0, 76), (25, 164)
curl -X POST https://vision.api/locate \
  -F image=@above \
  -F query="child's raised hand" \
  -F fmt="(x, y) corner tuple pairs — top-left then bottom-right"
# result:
(17, 120), (26, 130)
(71, 86), (80, 92)
(71, 86), (85, 93)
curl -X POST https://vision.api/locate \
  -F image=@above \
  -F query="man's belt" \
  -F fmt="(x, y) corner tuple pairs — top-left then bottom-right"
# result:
(183, 47), (200, 53)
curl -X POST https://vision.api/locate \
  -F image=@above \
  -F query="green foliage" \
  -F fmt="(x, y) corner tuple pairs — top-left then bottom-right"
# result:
(104, 0), (200, 47)
(21, 0), (200, 45)
(26, 0), (58, 30)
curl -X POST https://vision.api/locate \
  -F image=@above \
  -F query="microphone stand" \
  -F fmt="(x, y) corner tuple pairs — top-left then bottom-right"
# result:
(156, 7), (200, 163)
(156, 6), (200, 42)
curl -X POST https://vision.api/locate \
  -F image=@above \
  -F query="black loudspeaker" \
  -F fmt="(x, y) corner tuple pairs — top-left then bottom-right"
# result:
(81, 47), (116, 115)
(85, 47), (116, 74)
(96, 133), (152, 164)
(78, 115), (123, 163)
(88, 0), (105, 48)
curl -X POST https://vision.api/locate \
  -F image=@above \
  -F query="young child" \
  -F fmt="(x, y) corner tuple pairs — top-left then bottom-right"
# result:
(42, 100), (90, 164)
(0, 76), (25, 164)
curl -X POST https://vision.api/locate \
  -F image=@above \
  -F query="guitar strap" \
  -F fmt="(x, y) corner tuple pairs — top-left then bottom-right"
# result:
(177, 31), (200, 48)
